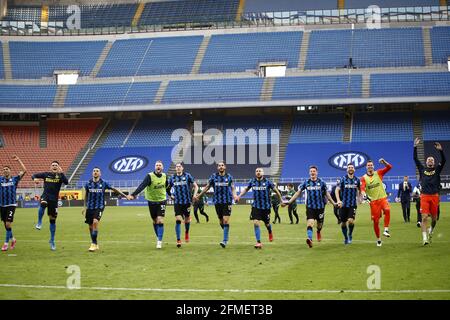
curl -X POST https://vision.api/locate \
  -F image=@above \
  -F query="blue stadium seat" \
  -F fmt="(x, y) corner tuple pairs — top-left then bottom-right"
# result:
(162, 78), (264, 104)
(10, 41), (107, 79)
(200, 32), (302, 73)
(0, 85), (56, 107)
(98, 36), (203, 77)
(371, 72), (450, 97)
(272, 75), (362, 100)
(199, 116), (282, 145)
(0, 42), (4, 80)
(289, 114), (344, 144)
(65, 82), (160, 106)
(352, 112), (413, 142)
(125, 119), (189, 147)
(345, 0), (439, 8)
(306, 28), (425, 70)
(102, 120), (135, 148)
(139, 0), (239, 25)
(48, 4), (137, 28)
(422, 111), (450, 140)
(1, 6), (41, 22)
(431, 26), (450, 64)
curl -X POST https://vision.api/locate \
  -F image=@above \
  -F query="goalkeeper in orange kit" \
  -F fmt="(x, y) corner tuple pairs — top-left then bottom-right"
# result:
(360, 158), (392, 247)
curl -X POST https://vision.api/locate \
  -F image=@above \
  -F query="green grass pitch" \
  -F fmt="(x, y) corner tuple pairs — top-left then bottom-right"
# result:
(0, 203), (449, 300)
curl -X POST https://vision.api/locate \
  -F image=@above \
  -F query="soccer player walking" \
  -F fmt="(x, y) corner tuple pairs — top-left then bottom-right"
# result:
(193, 187), (209, 223)
(82, 167), (127, 252)
(271, 183), (281, 224)
(194, 161), (238, 248)
(285, 184), (299, 224)
(282, 166), (337, 248)
(413, 138), (446, 245)
(128, 160), (171, 249)
(1, 156), (27, 251)
(360, 158), (392, 247)
(335, 164), (360, 245)
(32, 161), (68, 251)
(236, 168), (282, 249)
(168, 163), (198, 248)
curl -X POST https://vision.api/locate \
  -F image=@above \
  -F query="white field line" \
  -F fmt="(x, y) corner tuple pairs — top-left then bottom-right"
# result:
(0, 283), (450, 294)
(11, 237), (449, 245)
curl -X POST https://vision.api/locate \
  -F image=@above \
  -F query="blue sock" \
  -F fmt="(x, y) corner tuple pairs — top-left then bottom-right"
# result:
(349, 223), (354, 236)
(5, 228), (11, 243)
(157, 224), (164, 241)
(266, 224), (272, 234)
(341, 226), (348, 240)
(223, 224), (229, 242)
(175, 221), (181, 241)
(185, 222), (190, 234)
(153, 223), (158, 237)
(307, 226), (313, 240)
(91, 230), (98, 244)
(37, 206), (45, 224)
(50, 221), (56, 242)
(254, 225), (261, 242)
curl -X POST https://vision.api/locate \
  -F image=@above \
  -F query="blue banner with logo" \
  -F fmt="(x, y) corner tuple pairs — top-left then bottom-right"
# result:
(282, 142), (416, 179)
(20, 201), (40, 208)
(77, 147), (174, 187)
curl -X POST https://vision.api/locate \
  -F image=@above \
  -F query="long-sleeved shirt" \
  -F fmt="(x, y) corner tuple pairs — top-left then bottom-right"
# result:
(414, 147), (446, 195)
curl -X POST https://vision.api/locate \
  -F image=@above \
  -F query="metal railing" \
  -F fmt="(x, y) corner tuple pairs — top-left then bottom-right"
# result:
(1, 6), (449, 36)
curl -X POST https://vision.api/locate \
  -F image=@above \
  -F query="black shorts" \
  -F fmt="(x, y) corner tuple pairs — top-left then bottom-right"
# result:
(215, 204), (231, 219)
(250, 207), (271, 224)
(148, 202), (166, 220)
(174, 204), (191, 218)
(41, 199), (58, 218)
(306, 207), (325, 223)
(1, 206), (16, 223)
(194, 202), (204, 210)
(340, 207), (357, 221)
(85, 209), (104, 225)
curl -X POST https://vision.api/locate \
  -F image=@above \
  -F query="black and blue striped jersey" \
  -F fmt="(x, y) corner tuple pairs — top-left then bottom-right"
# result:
(299, 178), (328, 209)
(246, 177), (275, 210)
(0, 176), (21, 206)
(208, 173), (233, 205)
(169, 172), (195, 205)
(84, 179), (112, 210)
(339, 175), (360, 207)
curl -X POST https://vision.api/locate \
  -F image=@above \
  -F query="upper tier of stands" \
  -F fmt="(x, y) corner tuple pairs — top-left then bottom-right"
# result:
(139, 0), (239, 25)
(306, 28), (425, 69)
(200, 32), (302, 73)
(1, 0), (240, 29)
(9, 41), (107, 79)
(98, 36), (203, 77)
(5, 26), (449, 81)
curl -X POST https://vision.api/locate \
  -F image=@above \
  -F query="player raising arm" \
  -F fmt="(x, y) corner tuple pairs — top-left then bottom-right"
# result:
(1, 156), (27, 251)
